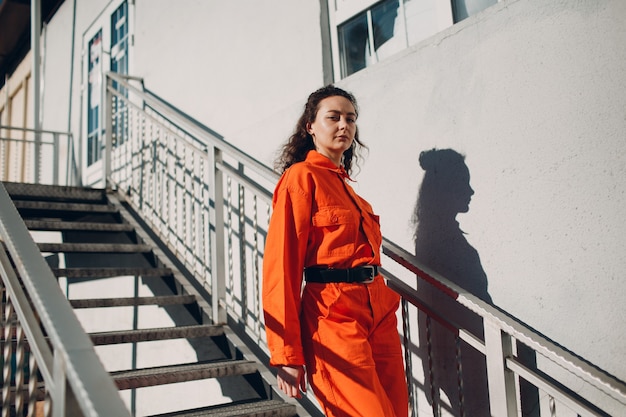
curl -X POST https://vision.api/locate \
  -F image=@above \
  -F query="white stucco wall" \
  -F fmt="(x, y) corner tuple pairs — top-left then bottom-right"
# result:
(33, 0), (625, 393)
(338, 0), (626, 382)
(132, 0), (328, 158)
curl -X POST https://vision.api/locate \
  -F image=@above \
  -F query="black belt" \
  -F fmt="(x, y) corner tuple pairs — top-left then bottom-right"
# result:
(304, 266), (379, 283)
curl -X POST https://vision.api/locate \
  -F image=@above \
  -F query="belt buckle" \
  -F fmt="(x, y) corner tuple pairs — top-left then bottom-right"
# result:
(361, 266), (375, 284)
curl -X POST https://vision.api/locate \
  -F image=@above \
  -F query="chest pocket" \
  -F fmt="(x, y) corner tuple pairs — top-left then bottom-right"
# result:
(311, 207), (356, 258)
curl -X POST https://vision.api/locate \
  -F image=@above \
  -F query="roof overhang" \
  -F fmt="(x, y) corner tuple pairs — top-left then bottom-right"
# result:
(0, 0), (65, 88)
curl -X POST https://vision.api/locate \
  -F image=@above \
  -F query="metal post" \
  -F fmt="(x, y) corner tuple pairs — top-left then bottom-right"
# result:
(31, 0), (42, 183)
(104, 74), (113, 187)
(484, 320), (518, 416)
(210, 146), (227, 324)
(53, 132), (59, 185)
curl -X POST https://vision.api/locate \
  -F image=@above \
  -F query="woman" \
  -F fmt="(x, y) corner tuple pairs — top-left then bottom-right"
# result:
(262, 85), (408, 417)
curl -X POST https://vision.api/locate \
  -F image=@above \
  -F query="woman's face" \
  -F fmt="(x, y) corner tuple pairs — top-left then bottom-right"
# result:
(307, 95), (357, 166)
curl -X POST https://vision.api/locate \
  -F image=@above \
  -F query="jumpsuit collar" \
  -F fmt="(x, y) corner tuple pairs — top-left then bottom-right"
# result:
(305, 150), (354, 181)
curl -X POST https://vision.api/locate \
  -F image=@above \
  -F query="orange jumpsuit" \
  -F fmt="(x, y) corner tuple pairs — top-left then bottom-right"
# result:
(263, 150), (408, 417)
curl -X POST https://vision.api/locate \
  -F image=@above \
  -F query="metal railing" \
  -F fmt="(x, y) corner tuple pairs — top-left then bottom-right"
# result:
(0, 182), (132, 417)
(0, 126), (79, 186)
(103, 72), (626, 416)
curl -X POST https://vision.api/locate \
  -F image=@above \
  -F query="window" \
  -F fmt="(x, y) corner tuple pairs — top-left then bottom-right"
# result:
(330, 0), (499, 79)
(338, 0), (405, 77)
(452, 0), (498, 23)
(111, 1), (129, 146)
(87, 30), (103, 167)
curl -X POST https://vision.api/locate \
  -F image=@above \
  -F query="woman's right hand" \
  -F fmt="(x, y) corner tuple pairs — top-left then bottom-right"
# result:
(277, 365), (306, 398)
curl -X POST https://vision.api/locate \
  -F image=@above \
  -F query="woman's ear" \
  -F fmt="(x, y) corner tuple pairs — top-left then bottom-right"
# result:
(306, 122), (313, 135)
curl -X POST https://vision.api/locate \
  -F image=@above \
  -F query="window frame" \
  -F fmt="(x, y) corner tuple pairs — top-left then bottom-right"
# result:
(328, 0), (500, 80)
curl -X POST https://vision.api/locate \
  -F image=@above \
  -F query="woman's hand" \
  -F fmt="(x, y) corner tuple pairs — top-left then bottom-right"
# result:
(277, 365), (306, 398)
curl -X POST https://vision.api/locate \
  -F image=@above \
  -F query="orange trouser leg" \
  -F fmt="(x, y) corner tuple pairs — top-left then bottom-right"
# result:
(301, 278), (408, 417)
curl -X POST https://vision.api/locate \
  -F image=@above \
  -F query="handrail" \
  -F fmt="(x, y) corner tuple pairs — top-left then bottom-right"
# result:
(105, 72), (279, 185)
(0, 125), (76, 136)
(0, 125), (80, 186)
(0, 183), (131, 417)
(102, 71), (626, 417)
(382, 237), (626, 406)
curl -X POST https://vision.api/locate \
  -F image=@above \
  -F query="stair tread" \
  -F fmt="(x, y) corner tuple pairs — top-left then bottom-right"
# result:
(6, 183), (287, 416)
(112, 360), (258, 390)
(149, 400), (297, 417)
(25, 219), (134, 232)
(38, 242), (152, 253)
(13, 200), (116, 213)
(2, 182), (105, 203)
(71, 294), (195, 308)
(54, 267), (172, 278)
(90, 324), (222, 345)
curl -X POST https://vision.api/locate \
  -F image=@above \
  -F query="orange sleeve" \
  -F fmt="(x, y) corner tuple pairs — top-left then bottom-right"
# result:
(262, 174), (311, 366)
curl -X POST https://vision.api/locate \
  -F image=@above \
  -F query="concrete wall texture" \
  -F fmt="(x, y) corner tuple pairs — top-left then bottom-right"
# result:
(345, 0), (626, 383)
(7, 0), (625, 387)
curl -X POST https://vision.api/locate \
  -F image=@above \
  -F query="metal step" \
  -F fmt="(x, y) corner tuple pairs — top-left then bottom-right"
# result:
(112, 360), (258, 390)
(90, 324), (224, 345)
(25, 219), (134, 232)
(70, 294), (196, 309)
(2, 182), (106, 203)
(149, 399), (297, 417)
(13, 200), (117, 214)
(4, 183), (301, 416)
(38, 242), (152, 253)
(53, 267), (172, 278)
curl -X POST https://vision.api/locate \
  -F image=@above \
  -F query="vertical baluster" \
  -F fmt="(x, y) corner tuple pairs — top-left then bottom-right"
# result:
(0, 283), (5, 415)
(201, 154), (211, 282)
(183, 145), (189, 268)
(163, 133), (170, 241)
(226, 177), (234, 309)
(132, 105), (138, 190)
(401, 298), (416, 417)
(14, 324), (25, 416)
(157, 135), (162, 231)
(172, 138), (178, 249)
(426, 315), (440, 417)
(456, 335), (465, 417)
(27, 354), (38, 417)
(262, 202), (270, 336)
(125, 91), (129, 145)
(252, 195), (261, 338)
(238, 183), (247, 321)
(191, 151), (198, 274)
(182, 145), (189, 264)
(2, 298), (14, 417)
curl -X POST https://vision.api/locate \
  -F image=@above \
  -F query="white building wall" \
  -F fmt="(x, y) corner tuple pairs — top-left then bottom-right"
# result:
(339, 0), (626, 381)
(132, 0), (330, 157)
(32, 0), (626, 388)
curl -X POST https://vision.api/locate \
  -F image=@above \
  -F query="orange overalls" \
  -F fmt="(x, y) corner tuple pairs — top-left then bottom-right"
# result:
(263, 150), (408, 417)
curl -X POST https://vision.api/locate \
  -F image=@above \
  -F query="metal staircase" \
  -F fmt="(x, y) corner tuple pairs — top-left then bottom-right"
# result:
(3, 181), (298, 417)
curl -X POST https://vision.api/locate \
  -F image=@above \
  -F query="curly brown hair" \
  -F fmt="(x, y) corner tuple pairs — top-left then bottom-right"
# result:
(274, 85), (367, 175)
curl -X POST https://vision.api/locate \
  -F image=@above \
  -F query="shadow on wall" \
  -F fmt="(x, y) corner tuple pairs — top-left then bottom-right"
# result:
(412, 148), (539, 416)
(412, 148), (491, 416)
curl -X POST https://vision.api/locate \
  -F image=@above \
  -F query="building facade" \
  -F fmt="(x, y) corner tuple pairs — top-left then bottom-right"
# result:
(2, 0), (625, 412)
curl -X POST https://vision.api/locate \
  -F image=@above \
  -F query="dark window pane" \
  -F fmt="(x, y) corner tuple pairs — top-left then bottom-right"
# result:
(338, 13), (369, 77)
(372, 0), (399, 51)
